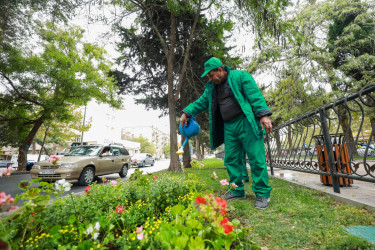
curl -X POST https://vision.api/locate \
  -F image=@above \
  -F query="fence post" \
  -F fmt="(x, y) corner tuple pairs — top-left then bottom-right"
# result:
(265, 133), (274, 176)
(319, 108), (340, 193)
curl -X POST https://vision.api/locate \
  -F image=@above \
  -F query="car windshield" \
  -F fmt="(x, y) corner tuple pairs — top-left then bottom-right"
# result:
(65, 146), (102, 156)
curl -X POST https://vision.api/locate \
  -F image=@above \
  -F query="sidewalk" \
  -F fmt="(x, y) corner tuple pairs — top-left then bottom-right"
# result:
(270, 167), (375, 212)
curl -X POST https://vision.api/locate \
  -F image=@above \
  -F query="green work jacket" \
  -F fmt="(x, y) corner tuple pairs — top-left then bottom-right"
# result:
(183, 66), (272, 150)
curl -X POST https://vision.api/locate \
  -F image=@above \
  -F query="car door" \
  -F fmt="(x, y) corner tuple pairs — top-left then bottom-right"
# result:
(111, 147), (125, 172)
(97, 146), (114, 175)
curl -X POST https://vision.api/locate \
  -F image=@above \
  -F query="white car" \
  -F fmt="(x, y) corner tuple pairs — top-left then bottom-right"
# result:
(132, 153), (155, 167)
(357, 146), (374, 156)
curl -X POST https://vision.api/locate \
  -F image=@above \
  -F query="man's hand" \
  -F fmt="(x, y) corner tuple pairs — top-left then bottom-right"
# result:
(180, 113), (188, 127)
(260, 116), (272, 133)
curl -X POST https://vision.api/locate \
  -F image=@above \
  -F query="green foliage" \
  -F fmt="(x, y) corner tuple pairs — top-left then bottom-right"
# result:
(0, 22), (121, 166)
(163, 143), (171, 158)
(190, 168), (375, 249)
(0, 169), (254, 249)
(132, 136), (156, 155)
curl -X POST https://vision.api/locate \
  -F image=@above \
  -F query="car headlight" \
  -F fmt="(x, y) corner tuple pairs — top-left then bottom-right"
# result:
(33, 165), (40, 169)
(61, 163), (77, 169)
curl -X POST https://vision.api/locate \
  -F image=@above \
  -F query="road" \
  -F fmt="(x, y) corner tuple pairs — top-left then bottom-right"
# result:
(0, 159), (170, 209)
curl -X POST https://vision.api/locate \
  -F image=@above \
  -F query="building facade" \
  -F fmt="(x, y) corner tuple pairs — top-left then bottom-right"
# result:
(121, 125), (169, 158)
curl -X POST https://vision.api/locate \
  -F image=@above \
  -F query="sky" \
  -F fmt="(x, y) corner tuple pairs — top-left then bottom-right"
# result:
(72, 13), (171, 142)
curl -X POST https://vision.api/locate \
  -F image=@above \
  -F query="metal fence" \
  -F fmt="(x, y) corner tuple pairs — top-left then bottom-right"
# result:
(265, 84), (375, 193)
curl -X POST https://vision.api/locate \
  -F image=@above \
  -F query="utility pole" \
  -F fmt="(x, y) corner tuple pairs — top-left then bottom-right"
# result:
(81, 105), (87, 145)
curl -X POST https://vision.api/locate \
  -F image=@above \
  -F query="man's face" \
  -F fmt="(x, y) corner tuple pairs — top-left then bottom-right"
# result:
(207, 68), (226, 84)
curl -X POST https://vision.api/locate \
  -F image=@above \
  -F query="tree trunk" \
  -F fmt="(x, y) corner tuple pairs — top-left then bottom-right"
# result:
(38, 124), (50, 161)
(168, 103), (181, 171)
(18, 116), (44, 171)
(196, 137), (202, 161)
(275, 130), (282, 155)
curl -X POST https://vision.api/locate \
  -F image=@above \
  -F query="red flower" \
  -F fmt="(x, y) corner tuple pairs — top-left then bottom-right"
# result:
(215, 197), (227, 208)
(31, 212), (34, 216)
(220, 208), (227, 216)
(152, 175), (158, 180)
(195, 196), (205, 204)
(220, 217), (229, 226)
(116, 205), (125, 214)
(84, 186), (90, 193)
(222, 223), (234, 234)
(209, 193), (214, 198)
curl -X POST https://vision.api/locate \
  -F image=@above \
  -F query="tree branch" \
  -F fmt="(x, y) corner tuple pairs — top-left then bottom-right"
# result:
(0, 73), (44, 107)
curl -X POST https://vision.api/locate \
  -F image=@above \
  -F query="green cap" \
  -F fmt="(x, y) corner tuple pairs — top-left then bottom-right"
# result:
(201, 57), (222, 77)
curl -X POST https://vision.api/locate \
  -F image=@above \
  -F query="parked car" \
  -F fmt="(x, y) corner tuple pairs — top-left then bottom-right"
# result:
(30, 144), (132, 185)
(10, 154), (49, 170)
(357, 146), (374, 156)
(132, 153), (155, 167)
(0, 159), (12, 168)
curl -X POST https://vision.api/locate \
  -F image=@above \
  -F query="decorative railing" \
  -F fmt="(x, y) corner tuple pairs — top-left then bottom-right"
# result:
(265, 84), (375, 193)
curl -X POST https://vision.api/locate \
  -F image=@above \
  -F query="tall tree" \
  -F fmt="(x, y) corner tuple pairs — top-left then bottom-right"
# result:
(110, 0), (289, 171)
(0, 22), (121, 170)
(111, 0), (218, 172)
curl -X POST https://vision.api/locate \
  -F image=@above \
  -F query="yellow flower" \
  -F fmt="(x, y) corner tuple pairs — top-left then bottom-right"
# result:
(132, 237), (135, 241)
(97, 244), (101, 248)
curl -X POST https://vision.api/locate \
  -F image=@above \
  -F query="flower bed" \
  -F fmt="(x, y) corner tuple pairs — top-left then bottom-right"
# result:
(0, 167), (255, 249)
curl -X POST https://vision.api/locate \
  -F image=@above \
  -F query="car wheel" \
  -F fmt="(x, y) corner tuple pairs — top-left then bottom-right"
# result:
(141, 161), (145, 168)
(151, 160), (154, 166)
(78, 167), (95, 186)
(119, 164), (128, 177)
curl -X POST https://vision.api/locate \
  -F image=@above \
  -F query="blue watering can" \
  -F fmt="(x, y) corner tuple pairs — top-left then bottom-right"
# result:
(176, 117), (200, 155)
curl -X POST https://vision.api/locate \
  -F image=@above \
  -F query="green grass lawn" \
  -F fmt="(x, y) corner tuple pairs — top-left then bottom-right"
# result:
(180, 158), (375, 249)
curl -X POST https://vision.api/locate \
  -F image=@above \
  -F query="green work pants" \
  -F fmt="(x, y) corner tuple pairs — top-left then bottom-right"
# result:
(224, 114), (272, 197)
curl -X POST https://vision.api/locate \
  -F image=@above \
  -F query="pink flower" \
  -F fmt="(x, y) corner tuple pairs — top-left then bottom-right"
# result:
(220, 179), (229, 186)
(231, 183), (238, 190)
(110, 180), (118, 186)
(137, 232), (143, 240)
(0, 167), (12, 177)
(136, 226), (143, 233)
(213, 172), (218, 179)
(8, 206), (19, 211)
(200, 163), (205, 167)
(192, 155), (197, 159)
(48, 155), (61, 165)
(6, 166), (12, 175)
(104, 179), (108, 183)
(0, 192), (14, 207)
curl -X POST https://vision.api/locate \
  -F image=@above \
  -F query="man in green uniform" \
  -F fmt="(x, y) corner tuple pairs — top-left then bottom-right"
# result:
(180, 57), (272, 209)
